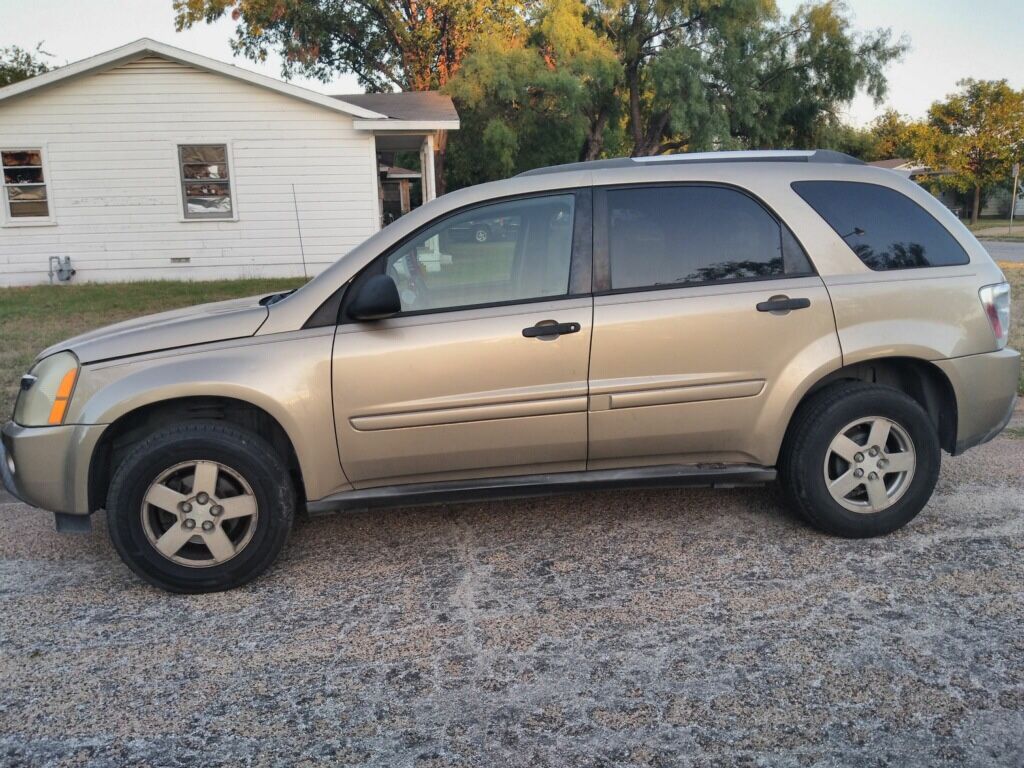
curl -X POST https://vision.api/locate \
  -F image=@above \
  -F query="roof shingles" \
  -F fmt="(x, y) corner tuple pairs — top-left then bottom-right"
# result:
(331, 91), (458, 122)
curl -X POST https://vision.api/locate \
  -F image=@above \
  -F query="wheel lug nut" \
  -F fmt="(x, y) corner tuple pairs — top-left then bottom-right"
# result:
(853, 468), (864, 478)
(878, 459), (889, 469)
(201, 520), (215, 532)
(868, 471), (879, 481)
(869, 447), (879, 457)
(180, 502), (192, 513)
(183, 519), (196, 530)
(196, 492), (209, 504)
(210, 505), (223, 517)
(854, 452), (864, 463)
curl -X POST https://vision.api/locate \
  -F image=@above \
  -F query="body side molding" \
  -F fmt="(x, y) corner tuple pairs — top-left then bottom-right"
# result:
(306, 463), (777, 514)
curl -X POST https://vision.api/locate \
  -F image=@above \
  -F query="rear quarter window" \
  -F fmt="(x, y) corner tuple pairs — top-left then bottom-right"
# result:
(791, 180), (970, 270)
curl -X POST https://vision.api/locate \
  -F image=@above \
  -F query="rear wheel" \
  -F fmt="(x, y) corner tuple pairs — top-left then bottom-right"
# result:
(780, 382), (940, 538)
(106, 421), (294, 592)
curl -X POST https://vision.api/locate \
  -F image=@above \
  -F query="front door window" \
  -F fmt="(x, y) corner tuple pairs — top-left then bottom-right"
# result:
(383, 194), (576, 313)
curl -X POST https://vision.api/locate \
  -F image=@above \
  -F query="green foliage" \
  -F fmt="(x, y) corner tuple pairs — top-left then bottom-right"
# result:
(445, 0), (621, 186)
(0, 43), (52, 88)
(444, 0), (906, 181)
(575, 0), (905, 156)
(815, 122), (878, 160)
(865, 109), (914, 160)
(815, 110), (914, 161)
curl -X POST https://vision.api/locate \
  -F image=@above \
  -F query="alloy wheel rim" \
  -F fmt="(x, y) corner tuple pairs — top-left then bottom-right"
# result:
(822, 416), (916, 514)
(140, 460), (259, 567)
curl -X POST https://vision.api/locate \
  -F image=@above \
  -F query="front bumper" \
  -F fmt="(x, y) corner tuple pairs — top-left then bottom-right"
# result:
(934, 348), (1021, 455)
(1, 421), (107, 515)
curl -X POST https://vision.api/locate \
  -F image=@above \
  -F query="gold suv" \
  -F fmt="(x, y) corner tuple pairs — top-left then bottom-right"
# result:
(2, 150), (1019, 592)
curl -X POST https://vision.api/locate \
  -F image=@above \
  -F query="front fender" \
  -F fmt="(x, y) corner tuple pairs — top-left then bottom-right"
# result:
(67, 328), (349, 501)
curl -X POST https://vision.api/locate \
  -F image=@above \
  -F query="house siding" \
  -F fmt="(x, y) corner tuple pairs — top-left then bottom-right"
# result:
(0, 56), (379, 286)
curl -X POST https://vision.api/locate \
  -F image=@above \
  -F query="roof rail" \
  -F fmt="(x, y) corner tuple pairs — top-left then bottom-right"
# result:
(517, 149), (864, 177)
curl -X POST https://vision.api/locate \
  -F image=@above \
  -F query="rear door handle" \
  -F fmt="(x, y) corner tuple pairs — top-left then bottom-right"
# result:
(756, 296), (811, 313)
(522, 321), (581, 338)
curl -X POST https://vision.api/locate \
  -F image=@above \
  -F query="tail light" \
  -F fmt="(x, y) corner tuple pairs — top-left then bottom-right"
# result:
(979, 282), (1011, 349)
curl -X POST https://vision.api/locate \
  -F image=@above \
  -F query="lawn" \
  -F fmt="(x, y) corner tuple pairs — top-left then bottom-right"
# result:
(966, 218), (1024, 240)
(1, 265), (1022, 420)
(0, 278), (307, 419)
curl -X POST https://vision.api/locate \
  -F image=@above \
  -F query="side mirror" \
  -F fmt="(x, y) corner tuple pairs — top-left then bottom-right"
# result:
(349, 274), (402, 320)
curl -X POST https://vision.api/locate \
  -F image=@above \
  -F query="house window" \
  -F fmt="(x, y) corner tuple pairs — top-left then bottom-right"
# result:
(2, 149), (50, 220)
(178, 145), (233, 219)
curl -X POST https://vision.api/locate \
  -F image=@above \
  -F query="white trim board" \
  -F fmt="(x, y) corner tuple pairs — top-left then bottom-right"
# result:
(0, 38), (388, 121)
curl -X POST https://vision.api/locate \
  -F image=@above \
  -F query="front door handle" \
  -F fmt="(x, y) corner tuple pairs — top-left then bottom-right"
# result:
(522, 321), (581, 338)
(756, 296), (811, 313)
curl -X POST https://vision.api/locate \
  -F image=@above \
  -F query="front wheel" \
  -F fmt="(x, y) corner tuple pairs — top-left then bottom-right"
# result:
(106, 422), (295, 593)
(780, 382), (941, 538)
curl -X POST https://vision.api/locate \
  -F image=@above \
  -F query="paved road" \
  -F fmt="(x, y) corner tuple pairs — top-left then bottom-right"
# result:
(1, 408), (1023, 767)
(982, 239), (1024, 262)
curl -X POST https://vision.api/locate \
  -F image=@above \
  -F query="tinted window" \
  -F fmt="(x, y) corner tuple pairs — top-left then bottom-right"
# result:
(606, 186), (811, 290)
(384, 194), (574, 313)
(792, 181), (969, 270)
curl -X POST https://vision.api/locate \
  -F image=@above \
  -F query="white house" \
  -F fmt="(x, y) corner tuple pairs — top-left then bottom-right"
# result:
(0, 39), (458, 286)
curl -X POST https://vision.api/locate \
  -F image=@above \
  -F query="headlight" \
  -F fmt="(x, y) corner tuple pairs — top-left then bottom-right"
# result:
(13, 351), (80, 426)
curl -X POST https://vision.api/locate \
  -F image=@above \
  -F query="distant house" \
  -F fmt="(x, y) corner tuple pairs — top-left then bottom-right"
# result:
(979, 185), (1024, 219)
(0, 39), (458, 286)
(866, 158), (931, 176)
(868, 158), (1024, 219)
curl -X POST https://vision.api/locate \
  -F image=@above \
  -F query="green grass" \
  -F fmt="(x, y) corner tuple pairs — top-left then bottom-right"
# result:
(0, 278), (307, 419)
(965, 218), (1024, 240)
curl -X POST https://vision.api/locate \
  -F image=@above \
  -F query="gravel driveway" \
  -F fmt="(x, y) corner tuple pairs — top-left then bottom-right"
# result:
(2, 408), (1022, 767)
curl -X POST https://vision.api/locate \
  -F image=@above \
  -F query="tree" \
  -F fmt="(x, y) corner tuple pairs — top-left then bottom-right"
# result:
(908, 79), (1024, 224)
(585, 0), (905, 156)
(444, 0), (621, 186)
(815, 122), (877, 160)
(0, 43), (52, 88)
(173, 0), (523, 92)
(866, 109), (913, 160)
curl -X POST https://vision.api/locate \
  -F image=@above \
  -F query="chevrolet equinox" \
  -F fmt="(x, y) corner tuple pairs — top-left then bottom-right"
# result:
(2, 150), (1018, 592)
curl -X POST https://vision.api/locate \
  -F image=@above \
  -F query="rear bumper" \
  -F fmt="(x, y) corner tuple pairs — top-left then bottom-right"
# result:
(934, 348), (1021, 455)
(1, 421), (107, 515)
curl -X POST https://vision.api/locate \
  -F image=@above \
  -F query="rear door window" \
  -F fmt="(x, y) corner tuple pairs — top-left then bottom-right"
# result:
(792, 180), (969, 270)
(603, 185), (812, 291)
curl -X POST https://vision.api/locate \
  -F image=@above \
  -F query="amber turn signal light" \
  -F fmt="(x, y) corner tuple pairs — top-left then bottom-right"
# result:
(48, 368), (78, 425)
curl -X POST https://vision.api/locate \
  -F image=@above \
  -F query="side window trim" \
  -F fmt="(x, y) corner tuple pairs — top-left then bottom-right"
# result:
(592, 182), (815, 294)
(339, 188), (594, 324)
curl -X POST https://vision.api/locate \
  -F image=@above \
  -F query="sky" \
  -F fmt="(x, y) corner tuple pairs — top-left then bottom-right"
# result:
(3, 0), (1023, 127)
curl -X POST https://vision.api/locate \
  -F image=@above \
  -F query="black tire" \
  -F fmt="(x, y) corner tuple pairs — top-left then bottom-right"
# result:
(779, 382), (940, 538)
(106, 421), (295, 593)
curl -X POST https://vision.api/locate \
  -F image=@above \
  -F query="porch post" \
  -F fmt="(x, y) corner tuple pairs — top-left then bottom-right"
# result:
(421, 134), (437, 202)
